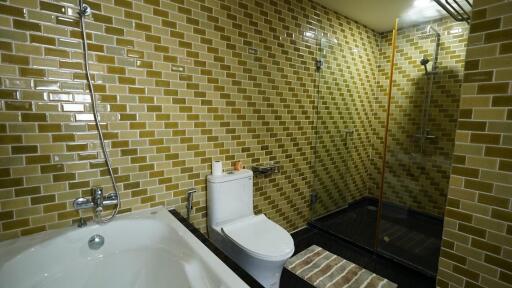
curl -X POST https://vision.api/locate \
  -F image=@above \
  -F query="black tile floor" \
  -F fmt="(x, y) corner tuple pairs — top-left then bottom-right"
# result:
(311, 197), (443, 275)
(280, 226), (436, 288)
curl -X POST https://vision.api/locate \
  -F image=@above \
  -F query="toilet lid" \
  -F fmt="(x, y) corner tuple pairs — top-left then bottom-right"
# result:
(221, 214), (294, 261)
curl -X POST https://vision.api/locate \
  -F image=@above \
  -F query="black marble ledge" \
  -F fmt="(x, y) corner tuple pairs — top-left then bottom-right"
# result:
(168, 209), (264, 288)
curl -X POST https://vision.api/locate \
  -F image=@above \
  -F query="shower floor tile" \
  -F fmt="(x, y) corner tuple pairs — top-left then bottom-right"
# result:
(310, 197), (443, 275)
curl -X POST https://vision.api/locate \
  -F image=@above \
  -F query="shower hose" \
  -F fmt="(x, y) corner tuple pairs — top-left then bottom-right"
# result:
(78, 0), (120, 223)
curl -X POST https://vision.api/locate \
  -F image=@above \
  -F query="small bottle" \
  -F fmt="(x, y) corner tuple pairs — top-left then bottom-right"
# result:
(234, 161), (242, 171)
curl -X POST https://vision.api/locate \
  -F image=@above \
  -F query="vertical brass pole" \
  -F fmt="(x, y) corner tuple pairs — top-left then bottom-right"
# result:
(374, 18), (399, 250)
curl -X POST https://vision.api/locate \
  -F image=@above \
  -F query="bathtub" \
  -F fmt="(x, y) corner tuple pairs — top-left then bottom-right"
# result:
(0, 207), (249, 288)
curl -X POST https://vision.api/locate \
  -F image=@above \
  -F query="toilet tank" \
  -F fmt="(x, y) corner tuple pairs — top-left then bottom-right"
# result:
(207, 169), (254, 228)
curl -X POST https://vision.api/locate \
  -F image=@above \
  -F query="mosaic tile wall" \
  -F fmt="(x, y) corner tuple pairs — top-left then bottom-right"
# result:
(369, 17), (469, 217)
(0, 0), (388, 240)
(437, 0), (512, 287)
(311, 24), (380, 217)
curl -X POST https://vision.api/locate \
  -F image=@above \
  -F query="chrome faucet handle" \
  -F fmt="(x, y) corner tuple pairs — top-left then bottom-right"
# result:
(73, 197), (93, 210)
(102, 192), (119, 207)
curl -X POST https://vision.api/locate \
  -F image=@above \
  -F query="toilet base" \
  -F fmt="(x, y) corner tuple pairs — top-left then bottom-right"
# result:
(209, 227), (291, 288)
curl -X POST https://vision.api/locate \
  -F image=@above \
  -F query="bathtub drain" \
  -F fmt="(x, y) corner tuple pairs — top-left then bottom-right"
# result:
(88, 234), (105, 250)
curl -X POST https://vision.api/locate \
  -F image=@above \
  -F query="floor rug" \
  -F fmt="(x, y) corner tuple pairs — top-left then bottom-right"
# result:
(285, 245), (398, 288)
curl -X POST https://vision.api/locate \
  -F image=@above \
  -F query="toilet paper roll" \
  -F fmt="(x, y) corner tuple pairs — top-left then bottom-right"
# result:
(212, 161), (223, 175)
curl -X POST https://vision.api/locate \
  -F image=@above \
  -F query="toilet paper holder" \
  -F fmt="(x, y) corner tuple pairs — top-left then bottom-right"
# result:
(251, 163), (280, 176)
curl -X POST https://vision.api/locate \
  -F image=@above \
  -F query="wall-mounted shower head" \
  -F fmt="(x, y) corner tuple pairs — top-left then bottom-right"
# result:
(320, 37), (337, 50)
(416, 25), (441, 40)
(420, 56), (430, 74)
(426, 25), (441, 38)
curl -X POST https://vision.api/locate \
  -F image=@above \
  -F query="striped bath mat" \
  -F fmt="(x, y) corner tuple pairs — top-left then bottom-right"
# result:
(285, 245), (397, 288)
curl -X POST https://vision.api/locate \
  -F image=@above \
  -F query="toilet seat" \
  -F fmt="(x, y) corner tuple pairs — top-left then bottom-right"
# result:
(220, 214), (294, 261)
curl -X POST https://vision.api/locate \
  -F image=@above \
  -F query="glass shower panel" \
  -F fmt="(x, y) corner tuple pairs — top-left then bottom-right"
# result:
(377, 18), (468, 275)
(311, 37), (351, 219)
(310, 36), (377, 250)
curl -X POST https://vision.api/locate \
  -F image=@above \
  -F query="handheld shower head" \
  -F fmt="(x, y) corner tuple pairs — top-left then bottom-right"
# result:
(78, 3), (92, 16)
(420, 57), (430, 74)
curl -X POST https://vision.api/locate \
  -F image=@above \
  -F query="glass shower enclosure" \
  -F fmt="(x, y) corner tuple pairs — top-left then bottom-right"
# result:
(310, 16), (468, 276)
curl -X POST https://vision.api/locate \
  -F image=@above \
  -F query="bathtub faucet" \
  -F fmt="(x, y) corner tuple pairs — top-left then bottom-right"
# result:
(73, 187), (119, 224)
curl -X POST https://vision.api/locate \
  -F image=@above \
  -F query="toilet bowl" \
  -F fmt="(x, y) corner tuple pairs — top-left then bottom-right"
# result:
(207, 169), (294, 288)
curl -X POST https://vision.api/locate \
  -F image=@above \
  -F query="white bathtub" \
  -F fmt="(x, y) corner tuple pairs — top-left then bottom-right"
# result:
(0, 207), (249, 288)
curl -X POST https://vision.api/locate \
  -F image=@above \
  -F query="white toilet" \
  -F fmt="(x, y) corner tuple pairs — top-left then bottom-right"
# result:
(207, 169), (294, 288)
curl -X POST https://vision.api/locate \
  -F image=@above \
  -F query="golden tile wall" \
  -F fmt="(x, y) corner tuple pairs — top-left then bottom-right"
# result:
(0, 0), (387, 240)
(370, 17), (469, 217)
(437, 0), (512, 287)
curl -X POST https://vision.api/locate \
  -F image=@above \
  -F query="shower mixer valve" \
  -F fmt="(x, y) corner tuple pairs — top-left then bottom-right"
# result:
(73, 187), (119, 221)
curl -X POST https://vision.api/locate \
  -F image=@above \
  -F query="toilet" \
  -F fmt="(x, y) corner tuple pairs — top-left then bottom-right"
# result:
(207, 169), (294, 288)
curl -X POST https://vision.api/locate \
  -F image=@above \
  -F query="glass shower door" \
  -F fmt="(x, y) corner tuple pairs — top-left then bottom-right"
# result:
(311, 37), (350, 219)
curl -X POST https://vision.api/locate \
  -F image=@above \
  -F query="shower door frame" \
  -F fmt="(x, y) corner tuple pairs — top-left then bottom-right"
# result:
(374, 18), (399, 251)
